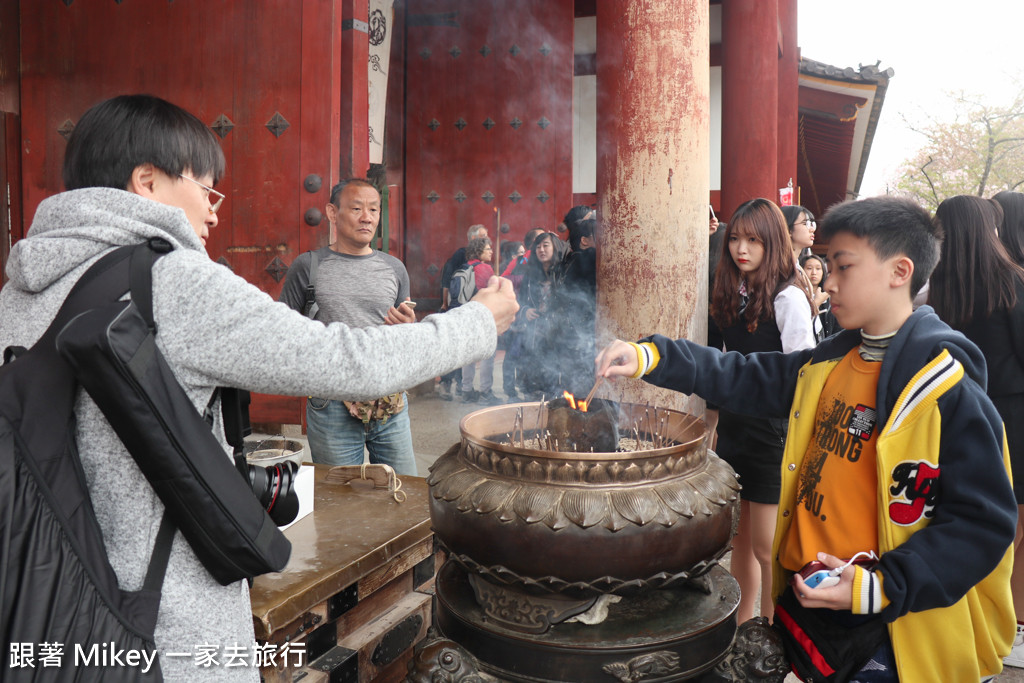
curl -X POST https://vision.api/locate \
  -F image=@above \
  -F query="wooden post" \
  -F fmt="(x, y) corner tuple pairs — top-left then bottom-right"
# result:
(339, 0), (370, 179)
(721, 0), (779, 219)
(777, 0), (799, 197)
(595, 0), (709, 414)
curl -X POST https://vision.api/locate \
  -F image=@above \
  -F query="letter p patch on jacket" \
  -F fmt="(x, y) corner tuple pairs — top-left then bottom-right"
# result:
(888, 461), (940, 526)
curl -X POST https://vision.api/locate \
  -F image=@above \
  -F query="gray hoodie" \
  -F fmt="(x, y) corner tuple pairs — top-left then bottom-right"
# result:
(0, 188), (495, 681)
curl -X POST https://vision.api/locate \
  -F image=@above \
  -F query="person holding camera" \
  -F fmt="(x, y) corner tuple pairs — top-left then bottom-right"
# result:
(0, 94), (517, 681)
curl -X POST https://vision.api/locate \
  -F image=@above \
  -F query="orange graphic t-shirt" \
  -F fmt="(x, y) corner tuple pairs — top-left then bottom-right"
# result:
(779, 348), (882, 572)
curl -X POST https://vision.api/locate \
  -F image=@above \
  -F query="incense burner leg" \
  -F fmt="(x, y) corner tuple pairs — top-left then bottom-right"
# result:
(695, 617), (789, 682)
(403, 629), (499, 683)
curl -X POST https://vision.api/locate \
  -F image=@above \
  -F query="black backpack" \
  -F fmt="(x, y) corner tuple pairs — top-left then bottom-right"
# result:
(300, 247), (325, 318)
(55, 241), (291, 586)
(1, 239), (292, 680)
(0, 243), (172, 681)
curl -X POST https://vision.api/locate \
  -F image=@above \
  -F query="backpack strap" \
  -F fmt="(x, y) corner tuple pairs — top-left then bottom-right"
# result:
(142, 510), (177, 594)
(7, 242), (140, 372)
(129, 237), (173, 331)
(304, 249), (320, 319)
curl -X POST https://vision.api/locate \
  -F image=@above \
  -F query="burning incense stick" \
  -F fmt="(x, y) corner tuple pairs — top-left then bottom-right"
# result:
(583, 376), (604, 405)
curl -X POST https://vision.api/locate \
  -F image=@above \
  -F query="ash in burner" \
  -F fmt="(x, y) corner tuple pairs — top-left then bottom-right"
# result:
(546, 397), (619, 452)
(496, 399), (688, 453)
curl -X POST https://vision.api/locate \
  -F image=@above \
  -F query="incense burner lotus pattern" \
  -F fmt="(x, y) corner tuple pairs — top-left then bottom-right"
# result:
(427, 401), (741, 596)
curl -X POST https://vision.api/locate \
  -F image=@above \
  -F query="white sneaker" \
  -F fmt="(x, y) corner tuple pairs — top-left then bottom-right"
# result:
(1005, 624), (1024, 668)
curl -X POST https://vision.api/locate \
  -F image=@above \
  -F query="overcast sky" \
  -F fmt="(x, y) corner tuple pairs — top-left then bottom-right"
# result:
(799, 1), (1024, 196)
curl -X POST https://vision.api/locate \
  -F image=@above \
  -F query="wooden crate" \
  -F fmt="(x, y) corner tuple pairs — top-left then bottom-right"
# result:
(250, 466), (439, 682)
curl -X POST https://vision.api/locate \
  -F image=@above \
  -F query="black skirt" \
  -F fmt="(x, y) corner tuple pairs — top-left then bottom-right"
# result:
(715, 410), (787, 504)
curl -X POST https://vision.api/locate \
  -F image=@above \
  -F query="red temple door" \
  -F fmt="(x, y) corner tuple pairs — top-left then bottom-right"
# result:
(403, 0), (574, 307)
(17, 0), (343, 425)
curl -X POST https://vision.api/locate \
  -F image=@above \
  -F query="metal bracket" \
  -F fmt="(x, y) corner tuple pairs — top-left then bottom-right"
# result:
(371, 614), (423, 667)
(328, 583), (360, 620)
(342, 18), (369, 33)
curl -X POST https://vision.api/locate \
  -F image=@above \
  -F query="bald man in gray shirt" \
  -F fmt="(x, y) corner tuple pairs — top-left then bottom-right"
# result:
(279, 179), (420, 474)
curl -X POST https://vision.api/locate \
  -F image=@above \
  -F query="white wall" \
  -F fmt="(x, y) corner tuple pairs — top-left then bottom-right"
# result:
(573, 16), (597, 194)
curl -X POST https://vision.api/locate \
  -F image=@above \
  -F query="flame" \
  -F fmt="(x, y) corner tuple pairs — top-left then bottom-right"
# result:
(563, 391), (588, 412)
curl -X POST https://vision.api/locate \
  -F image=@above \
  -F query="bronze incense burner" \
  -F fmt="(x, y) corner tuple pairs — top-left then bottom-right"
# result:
(412, 400), (789, 682)
(428, 400), (740, 600)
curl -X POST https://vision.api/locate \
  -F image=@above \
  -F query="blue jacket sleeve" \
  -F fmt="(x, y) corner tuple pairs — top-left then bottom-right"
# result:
(876, 379), (1017, 620)
(642, 334), (814, 420)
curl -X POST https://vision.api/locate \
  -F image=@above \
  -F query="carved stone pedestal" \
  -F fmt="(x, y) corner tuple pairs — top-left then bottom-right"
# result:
(429, 562), (740, 682)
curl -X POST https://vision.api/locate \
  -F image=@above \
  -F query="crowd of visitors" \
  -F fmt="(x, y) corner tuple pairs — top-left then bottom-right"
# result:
(438, 206), (596, 404)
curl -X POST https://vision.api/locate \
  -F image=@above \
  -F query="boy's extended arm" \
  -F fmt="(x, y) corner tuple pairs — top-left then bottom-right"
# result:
(640, 334), (813, 419)
(874, 381), (1017, 620)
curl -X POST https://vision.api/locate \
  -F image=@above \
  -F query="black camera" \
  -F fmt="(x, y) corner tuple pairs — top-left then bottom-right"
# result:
(244, 460), (301, 527)
(220, 388), (300, 527)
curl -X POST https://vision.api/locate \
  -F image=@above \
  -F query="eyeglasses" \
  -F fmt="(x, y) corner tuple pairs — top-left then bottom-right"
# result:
(795, 219), (817, 229)
(179, 173), (225, 214)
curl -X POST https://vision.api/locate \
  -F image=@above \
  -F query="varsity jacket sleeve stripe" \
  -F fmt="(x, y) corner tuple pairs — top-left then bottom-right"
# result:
(641, 334), (814, 419)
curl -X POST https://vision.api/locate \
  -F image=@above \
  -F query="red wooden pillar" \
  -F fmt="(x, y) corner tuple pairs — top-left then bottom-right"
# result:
(596, 0), (709, 414)
(339, 0), (370, 181)
(300, 0), (342, 254)
(720, 0), (778, 219)
(777, 0), (798, 197)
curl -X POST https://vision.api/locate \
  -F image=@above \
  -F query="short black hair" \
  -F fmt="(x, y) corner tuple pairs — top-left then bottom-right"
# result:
(568, 218), (596, 251)
(63, 94), (225, 191)
(562, 205), (593, 231)
(819, 196), (941, 298)
(329, 178), (379, 205)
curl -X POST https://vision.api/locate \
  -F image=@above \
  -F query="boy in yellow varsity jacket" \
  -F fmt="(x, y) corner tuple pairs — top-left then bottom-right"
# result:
(596, 196), (1016, 682)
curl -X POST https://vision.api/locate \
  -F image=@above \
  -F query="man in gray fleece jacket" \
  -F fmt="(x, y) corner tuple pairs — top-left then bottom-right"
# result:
(0, 94), (517, 681)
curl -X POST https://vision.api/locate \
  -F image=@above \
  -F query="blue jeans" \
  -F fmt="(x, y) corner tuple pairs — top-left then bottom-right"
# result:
(305, 394), (418, 475)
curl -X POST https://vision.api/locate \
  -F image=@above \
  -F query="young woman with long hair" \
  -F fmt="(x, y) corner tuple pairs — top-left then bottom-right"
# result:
(781, 204), (816, 262)
(517, 232), (570, 399)
(799, 252), (840, 340)
(710, 198), (817, 623)
(930, 194), (1024, 668)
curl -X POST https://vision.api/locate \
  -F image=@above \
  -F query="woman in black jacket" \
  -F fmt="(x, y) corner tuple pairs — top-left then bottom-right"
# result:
(516, 232), (569, 399)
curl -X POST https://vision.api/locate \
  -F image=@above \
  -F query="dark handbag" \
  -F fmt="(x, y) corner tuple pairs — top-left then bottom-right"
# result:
(56, 239), (291, 586)
(773, 587), (888, 683)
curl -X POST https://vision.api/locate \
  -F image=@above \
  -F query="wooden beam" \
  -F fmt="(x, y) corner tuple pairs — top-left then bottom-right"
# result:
(798, 85), (868, 122)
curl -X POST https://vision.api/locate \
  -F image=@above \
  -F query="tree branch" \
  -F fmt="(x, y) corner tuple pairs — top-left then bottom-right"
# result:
(921, 156), (940, 207)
